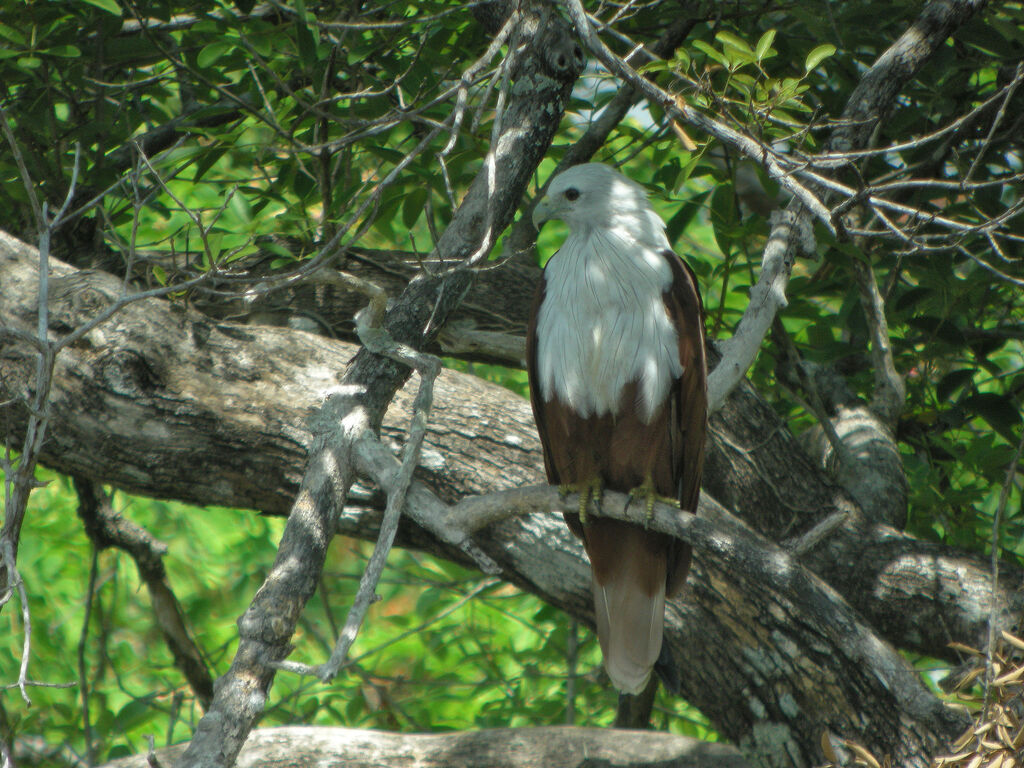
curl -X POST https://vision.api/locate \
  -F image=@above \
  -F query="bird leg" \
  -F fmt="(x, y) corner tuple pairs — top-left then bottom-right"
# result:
(627, 476), (679, 527)
(559, 477), (602, 525)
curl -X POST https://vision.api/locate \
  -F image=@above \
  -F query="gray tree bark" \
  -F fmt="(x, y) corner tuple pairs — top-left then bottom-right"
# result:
(98, 726), (750, 768)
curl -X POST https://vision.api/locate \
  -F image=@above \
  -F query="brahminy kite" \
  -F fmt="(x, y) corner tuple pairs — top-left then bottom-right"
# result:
(528, 163), (707, 695)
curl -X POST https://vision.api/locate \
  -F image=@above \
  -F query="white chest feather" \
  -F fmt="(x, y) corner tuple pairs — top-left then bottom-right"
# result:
(535, 229), (682, 423)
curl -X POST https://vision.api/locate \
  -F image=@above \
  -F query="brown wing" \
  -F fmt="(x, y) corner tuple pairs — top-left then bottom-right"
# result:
(525, 269), (560, 486)
(662, 250), (708, 596)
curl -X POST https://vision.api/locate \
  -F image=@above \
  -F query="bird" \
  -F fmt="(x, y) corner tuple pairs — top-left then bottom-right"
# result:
(527, 163), (707, 702)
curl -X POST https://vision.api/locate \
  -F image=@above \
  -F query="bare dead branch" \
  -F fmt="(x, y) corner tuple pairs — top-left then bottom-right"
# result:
(0, 540), (32, 705)
(73, 478), (214, 708)
(307, 298), (443, 683)
(1, 146), (81, 605)
(78, 546), (99, 765)
(966, 61), (1024, 183)
(850, 258), (906, 425)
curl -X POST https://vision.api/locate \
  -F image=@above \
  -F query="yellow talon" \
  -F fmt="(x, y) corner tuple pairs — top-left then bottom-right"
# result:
(559, 478), (602, 525)
(627, 478), (678, 527)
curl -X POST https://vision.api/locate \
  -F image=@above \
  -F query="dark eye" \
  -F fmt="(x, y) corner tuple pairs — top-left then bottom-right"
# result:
(564, 188), (580, 201)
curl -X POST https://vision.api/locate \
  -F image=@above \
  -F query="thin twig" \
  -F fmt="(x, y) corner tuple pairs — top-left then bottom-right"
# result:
(353, 436), (503, 576)
(793, 66), (1024, 167)
(345, 578), (498, 669)
(440, 10), (518, 156)
(566, 617), (578, 725)
(0, 100), (43, 228)
(784, 510), (851, 556)
(561, 0), (835, 232)
(79, 546), (100, 767)
(0, 679), (76, 691)
(850, 258), (905, 425)
(278, 296), (444, 683)
(0, 540), (33, 706)
(146, 734), (165, 768)
(965, 62), (1024, 183)
(801, 166), (1016, 237)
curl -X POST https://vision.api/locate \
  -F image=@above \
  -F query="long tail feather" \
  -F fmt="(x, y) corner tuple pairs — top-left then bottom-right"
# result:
(584, 518), (667, 695)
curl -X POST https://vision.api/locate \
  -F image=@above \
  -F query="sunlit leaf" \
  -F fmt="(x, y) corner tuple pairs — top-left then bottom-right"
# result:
(81, 0), (122, 15)
(43, 45), (81, 57)
(755, 29), (777, 61)
(805, 43), (837, 72)
(197, 41), (232, 69)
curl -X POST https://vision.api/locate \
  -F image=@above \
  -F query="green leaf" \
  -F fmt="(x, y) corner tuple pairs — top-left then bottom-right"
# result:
(112, 698), (158, 733)
(665, 190), (710, 242)
(402, 187), (428, 229)
(936, 369), (975, 402)
(692, 40), (729, 68)
(804, 43), (836, 73)
(907, 316), (967, 346)
(0, 24), (27, 46)
(806, 322), (835, 348)
(709, 182), (738, 255)
(197, 41), (232, 69)
(192, 145), (229, 184)
(755, 29), (777, 62)
(639, 59), (669, 74)
(715, 31), (754, 58)
(81, 0), (123, 14)
(961, 393), (1022, 443)
(293, 0), (319, 68)
(43, 45), (82, 58)
(894, 286), (932, 313)
(714, 31), (755, 68)
(670, 49), (690, 70)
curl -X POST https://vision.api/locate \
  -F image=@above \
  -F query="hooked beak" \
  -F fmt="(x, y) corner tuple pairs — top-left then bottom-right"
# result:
(532, 196), (556, 231)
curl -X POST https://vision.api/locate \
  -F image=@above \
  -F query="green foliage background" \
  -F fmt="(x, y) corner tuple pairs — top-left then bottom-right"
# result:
(1, 0), (1022, 763)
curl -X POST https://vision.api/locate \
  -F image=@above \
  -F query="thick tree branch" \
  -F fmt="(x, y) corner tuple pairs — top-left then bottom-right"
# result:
(323, 472), (970, 763)
(3, 232), (1010, 765)
(100, 726), (750, 768)
(3, 231), (1020, 660)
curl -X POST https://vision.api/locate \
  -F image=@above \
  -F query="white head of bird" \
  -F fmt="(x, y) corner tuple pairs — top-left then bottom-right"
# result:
(532, 163), (670, 252)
